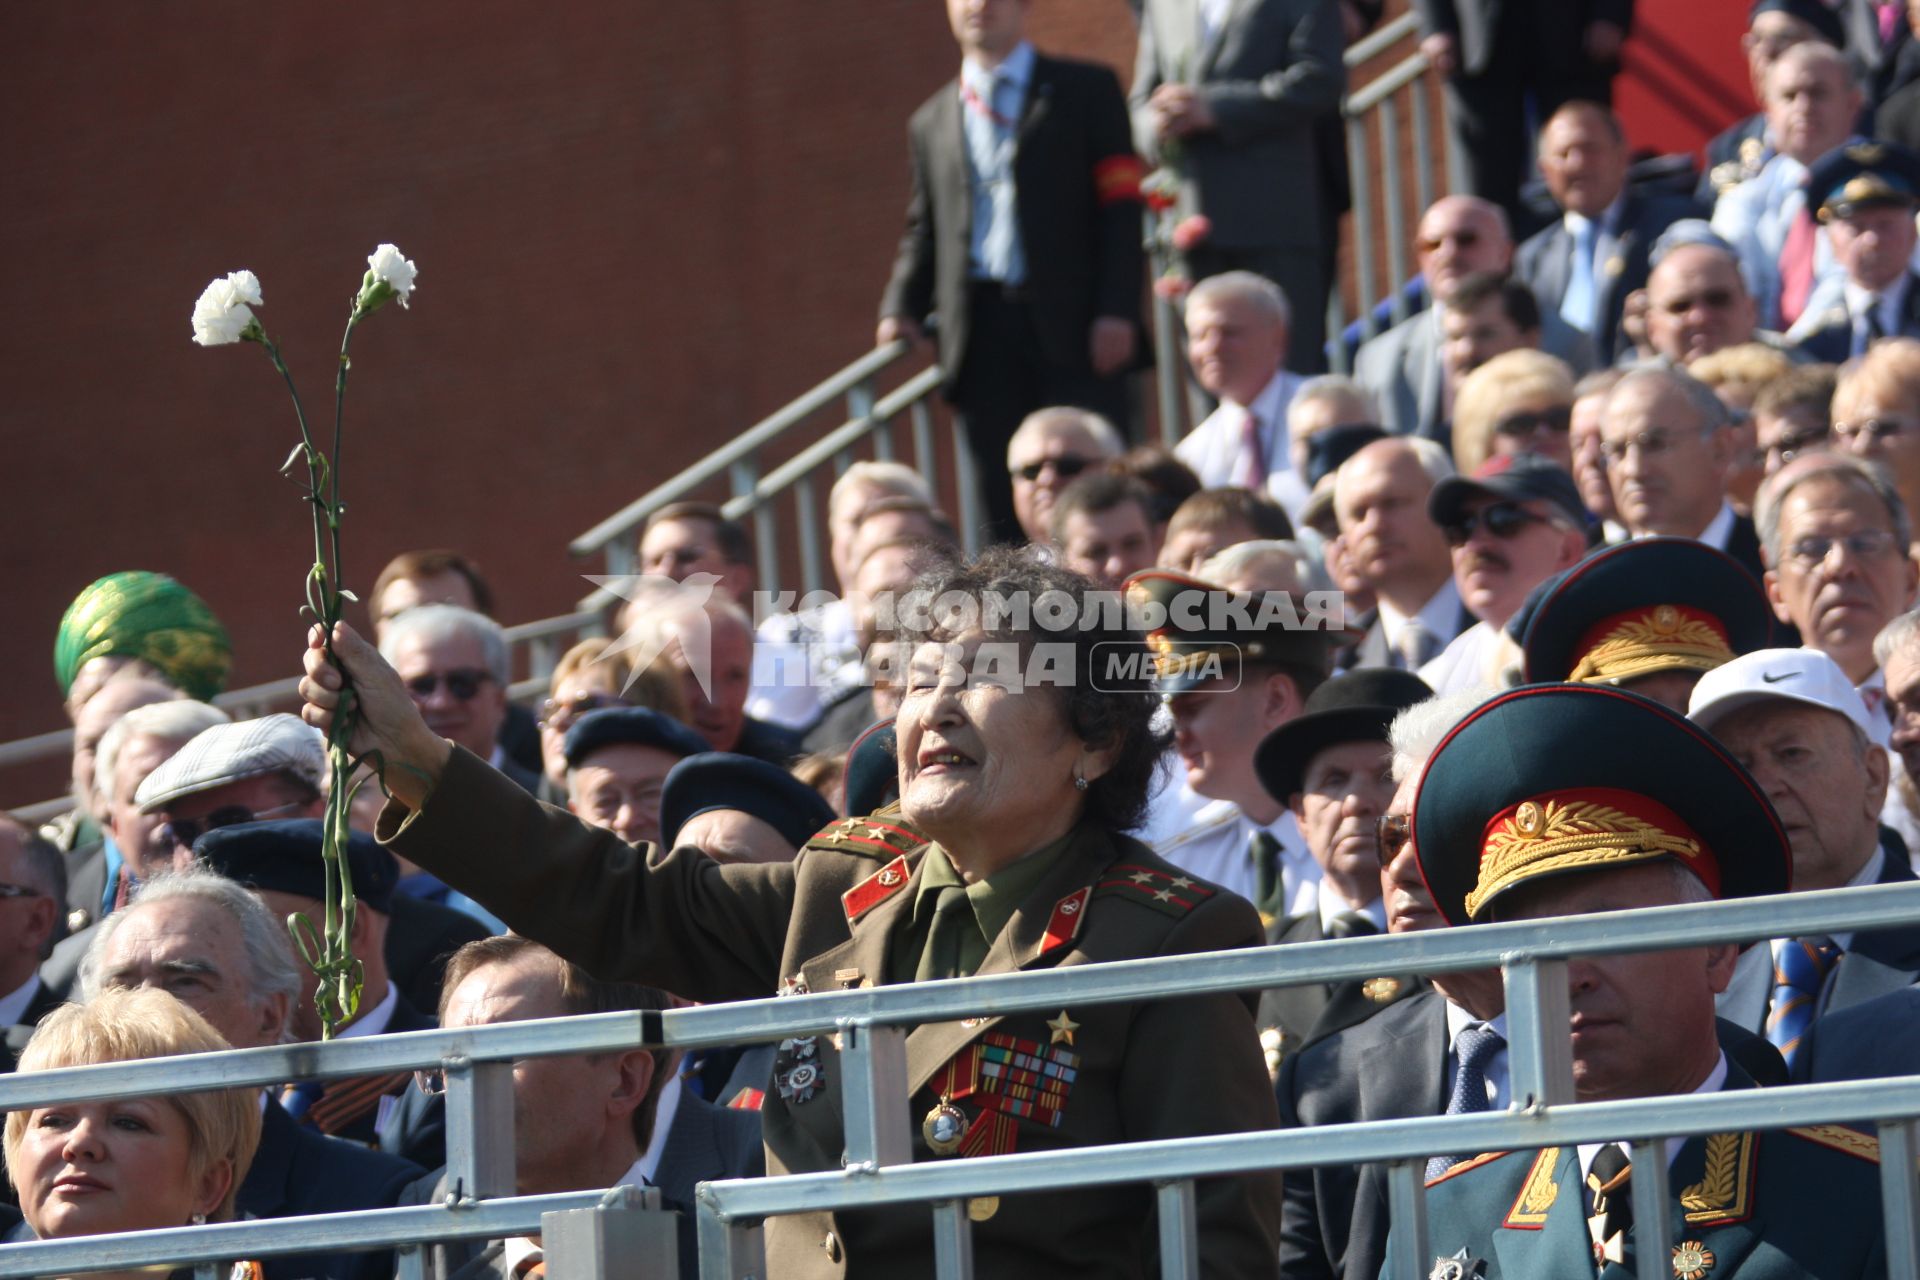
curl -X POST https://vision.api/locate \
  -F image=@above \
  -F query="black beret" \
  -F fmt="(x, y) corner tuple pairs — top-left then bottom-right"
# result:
(1254, 668), (1433, 804)
(1306, 423), (1389, 489)
(1748, 0), (1846, 47)
(843, 719), (900, 818)
(563, 707), (710, 770)
(659, 752), (837, 851)
(194, 818), (397, 914)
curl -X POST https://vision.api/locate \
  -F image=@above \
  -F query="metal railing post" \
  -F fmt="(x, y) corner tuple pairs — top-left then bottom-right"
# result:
(1155, 1180), (1199, 1280)
(794, 476), (827, 597)
(952, 417), (983, 557)
(695, 1195), (765, 1280)
(604, 540), (635, 584)
(395, 1244), (426, 1280)
(731, 455), (777, 599)
(443, 1057), (517, 1202)
(1346, 113), (1378, 342)
(1880, 1118), (1920, 1276)
(1628, 1136), (1672, 1280)
(911, 399), (939, 494)
(1379, 97), (1410, 326)
(930, 1200), (976, 1280)
(838, 1020), (912, 1170)
(1502, 956), (1574, 1109)
(542, 1186), (675, 1279)
(1410, 75), (1437, 221)
(1382, 1160), (1430, 1280)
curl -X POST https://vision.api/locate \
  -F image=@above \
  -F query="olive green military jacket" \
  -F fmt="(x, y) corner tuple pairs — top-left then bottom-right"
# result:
(380, 747), (1284, 1279)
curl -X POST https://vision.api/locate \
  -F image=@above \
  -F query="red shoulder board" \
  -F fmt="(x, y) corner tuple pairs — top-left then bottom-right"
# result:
(728, 1088), (766, 1111)
(842, 855), (912, 923)
(1094, 154), (1146, 206)
(1091, 863), (1217, 918)
(1041, 887), (1092, 956)
(806, 812), (927, 861)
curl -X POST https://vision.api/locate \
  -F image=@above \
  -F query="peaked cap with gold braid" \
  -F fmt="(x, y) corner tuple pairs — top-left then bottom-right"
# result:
(1519, 538), (1773, 688)
(1411, 684), (1790, 924)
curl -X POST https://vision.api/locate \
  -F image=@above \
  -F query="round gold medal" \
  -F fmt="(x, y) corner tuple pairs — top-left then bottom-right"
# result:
(923, 1098), (967, 1155)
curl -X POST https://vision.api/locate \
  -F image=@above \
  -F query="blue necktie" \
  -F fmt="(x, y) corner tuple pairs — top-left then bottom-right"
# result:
(1767, 936), (1839, 1068)
(279, 1079), (324, 1123)
(1426, 1023), (1505, 1180)
(1560, 219), (1597, 333)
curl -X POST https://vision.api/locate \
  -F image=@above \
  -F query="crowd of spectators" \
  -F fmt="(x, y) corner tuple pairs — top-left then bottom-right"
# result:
(14, 0), (1920, 1275)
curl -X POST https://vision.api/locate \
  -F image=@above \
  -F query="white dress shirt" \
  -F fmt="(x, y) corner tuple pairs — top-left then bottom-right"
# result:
(1316, 886), (1387, 933)
(1419, 619), (1512, 695)
(1174, 369), (1312, 521)
(334, 983), (399, 1040)
(1152, 799), (1319, 916)
(1577, 1053), (1727, 1182)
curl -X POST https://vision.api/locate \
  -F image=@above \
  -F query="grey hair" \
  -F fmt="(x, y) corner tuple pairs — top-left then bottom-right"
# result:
(1189, 269), (1292, 329)
(1388, 690), (1489, 783)
(1007, 407), (1126, 467)
(94, 700), (231, 802)
(378, 603), (509, 685)
(1197, 539), (1334, 595)
(1754, 452), (1911, 567)
(1609, 362), (1731, 432)
(1876, 610), (1920, 670)
(79, 866), (302, 1038)
(1287, 375), (1378, 432)
(829, 462), (932, 523)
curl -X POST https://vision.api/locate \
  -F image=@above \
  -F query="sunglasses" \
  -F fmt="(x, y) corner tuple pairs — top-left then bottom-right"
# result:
(538, 690), (629, 731)
(1418, 230), (1481, 252)
(1014, 455), (1092, 483)
(1493, 406), (1572, 437)
(1441, 501), (1551, 546)
(1377, 813), (1411, 864)
(403, 668), (495, 701)
(161, 800), (307, 850)
(1659, 288), (1737, 314)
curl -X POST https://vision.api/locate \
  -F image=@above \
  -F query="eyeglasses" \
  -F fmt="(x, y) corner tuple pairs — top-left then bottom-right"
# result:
(403, 668), (495, 701)
(0, 883), (47, 901)
(1765, 429), (1830, 467)
(1441, 501), (1551, 546)
(160, 800), (308, 850)
(1417, 229), (1481, 252)
(1492, 406), (1573, 438)
(1833, 418), (1912, 446)
(538, 690), (629, 731)
(1377, 813), (1411, 864)
(1658, 288), (1737, 315)
(1013, 455), (1091, 483)
(1784, 528), (1903, 568)
(413, 1060), (532, 1095)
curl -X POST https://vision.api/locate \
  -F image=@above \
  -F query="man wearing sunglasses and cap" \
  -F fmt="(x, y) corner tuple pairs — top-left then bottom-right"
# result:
(1392, 683), (1887, 1280)
(1419, 453), (1590, 694)
(1789, 140), (1920, 361)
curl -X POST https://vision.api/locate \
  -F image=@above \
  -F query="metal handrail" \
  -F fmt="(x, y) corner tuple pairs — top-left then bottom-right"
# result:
(6, 880), (1920, 1279)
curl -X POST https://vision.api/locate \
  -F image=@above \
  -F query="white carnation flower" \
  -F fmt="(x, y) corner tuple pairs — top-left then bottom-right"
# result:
(366, 243), (417, 308)
(190, 270), (264, 346)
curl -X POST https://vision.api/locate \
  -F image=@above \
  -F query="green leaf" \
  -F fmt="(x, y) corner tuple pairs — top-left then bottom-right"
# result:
(338, 588), (359, 603)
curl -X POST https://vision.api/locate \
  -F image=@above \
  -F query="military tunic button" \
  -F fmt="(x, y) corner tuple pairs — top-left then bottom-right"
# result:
(822, 1231), (842, 1262)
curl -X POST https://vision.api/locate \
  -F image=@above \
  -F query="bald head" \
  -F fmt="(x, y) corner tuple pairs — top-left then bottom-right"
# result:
(1416, 196), (1513, 305)
(1766, 41), (1862, 164)
(1539, 101), (1629, 219)
(1645, 244), (1758, 365)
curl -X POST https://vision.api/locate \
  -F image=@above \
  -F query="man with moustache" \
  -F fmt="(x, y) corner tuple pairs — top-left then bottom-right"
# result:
(1333, 438), (1471, 671)
(1355, 196), (1593, 441)
(1600, 364), (1768, 582)
(1417, 454), (1589, 694)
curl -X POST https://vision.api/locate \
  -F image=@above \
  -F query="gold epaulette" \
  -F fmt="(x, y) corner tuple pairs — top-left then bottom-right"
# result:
(804, 804), (929, 861)
(1426, 1148), (1513, 1188)
(1790, 1123), (1881, 1163)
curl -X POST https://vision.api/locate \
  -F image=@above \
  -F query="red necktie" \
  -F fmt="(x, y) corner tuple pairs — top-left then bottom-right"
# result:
(1234, 408), (1266, 491)
(1779, 206), (1818, 328)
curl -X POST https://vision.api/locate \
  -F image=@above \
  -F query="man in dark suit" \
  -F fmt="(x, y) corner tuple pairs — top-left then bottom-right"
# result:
(405, 937), (764, 1280)
(878, 0), (1145, 544)
(80, 867), (422, 1279)
(1690, 649), (1920, 1070)
(1332, 438), (1474, 670)
(1412, 0), (1634, 230)
(1788, 141), (1920, 361)
(1130, 0), (1348, 372)
(1703, 2), (1848, 204)
(0, 817), (65, 1073)
(1516, 102), (1704, 363)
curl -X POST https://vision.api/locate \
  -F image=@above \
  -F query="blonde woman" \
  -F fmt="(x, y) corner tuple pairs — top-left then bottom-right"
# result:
(1450, 349), (1576, 476)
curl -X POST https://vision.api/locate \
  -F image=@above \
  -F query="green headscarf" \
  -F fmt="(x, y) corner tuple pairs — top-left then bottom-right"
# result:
(54, 571), (232, 704)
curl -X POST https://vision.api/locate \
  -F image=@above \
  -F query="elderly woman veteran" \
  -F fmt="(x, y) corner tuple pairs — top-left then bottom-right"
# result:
(300, 549), (1283, 1279)
(5, 988), (262, 1278)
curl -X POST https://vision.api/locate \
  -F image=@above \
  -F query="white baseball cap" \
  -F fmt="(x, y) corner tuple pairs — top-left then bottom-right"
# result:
(1686, 647), (1875, 739)
(135, 713), (326, 813)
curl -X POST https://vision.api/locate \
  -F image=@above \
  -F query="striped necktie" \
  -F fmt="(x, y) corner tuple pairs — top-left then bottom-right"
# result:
(1767, 936), (1839, 1067)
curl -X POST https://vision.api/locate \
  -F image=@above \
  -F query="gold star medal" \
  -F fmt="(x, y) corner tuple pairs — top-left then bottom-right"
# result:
(1046, 1010), (1079, 1046)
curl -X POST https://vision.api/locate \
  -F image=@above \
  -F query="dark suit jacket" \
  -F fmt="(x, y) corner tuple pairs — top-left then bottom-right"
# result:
(62, 839), (106, 935)
(290, 991), (437, 1148)
(1515, 189), (1706, 362)
(238, 1095), (423, 1280)
(880, 53), (1146, 381)
(1799, 977), (1920, 1083)
(1, 980), (65, 1072)
(1701, 113), (1770, 204)
(1722, 510), (1768, 589)
(1792, 271), (1920, 365)
(1351, 303), (1596, 440)
(385, 890), (491, 1016)
(1411, 0), (1633, 77)
(1254, 913), (1418, 1069)
(1348, 596), (1476, 671)
(1129, 0), (1346, 251)
(384, 747), (1283, 1280)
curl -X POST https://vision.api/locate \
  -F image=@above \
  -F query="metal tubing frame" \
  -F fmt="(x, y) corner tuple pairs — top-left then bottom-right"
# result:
(1378, 96), (1410, 326)
(1155, 1180), (1199, 1280)
(1629, 1137), (1672, 1280)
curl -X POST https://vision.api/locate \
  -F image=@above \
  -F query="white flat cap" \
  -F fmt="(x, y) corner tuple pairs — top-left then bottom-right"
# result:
(135, 713), (326, 813)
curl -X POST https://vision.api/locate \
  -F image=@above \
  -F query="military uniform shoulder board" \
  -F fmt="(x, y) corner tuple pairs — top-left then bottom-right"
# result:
(1790, 1123), (1881, 1163)
(805, 804), (928, 861)
(1425, 1148), (1513, 1188)
(842, 855), (912, 923)
(1040, 887), (1092, 956)
(1092, 863), (1217, 918)
(1500, 1147), (1561, 1228)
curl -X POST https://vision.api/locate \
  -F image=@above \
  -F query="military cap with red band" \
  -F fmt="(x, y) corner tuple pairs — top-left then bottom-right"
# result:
(1411, 683), (1790, 925)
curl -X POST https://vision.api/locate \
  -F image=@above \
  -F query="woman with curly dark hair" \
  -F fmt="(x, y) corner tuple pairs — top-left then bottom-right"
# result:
(298, 546), (1284, 1279)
